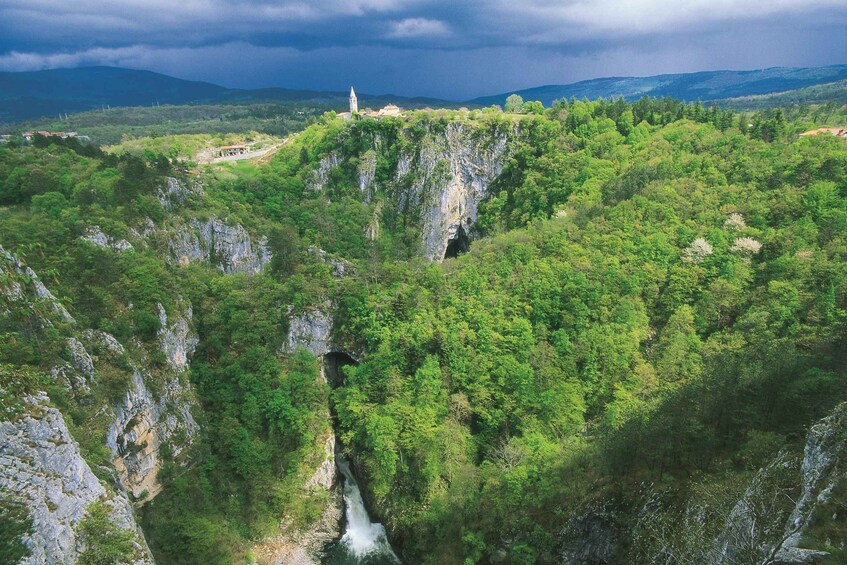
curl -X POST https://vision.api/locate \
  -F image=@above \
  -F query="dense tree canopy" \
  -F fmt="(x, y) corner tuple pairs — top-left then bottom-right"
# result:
(1, 96), (846, 563)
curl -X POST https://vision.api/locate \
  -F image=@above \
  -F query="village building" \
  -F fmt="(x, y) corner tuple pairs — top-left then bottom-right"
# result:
(341, 87), (404, 121)
(23, 131), (78, 142)
(218, 144), (250, 157)
(376, 104), (402, 117)
(799, 127), (847, 138)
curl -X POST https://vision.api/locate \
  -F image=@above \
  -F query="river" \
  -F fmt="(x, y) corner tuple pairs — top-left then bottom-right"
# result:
(323, 451), (400, 564)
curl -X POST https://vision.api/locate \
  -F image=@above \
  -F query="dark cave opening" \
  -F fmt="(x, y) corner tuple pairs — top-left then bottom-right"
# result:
(444, 225), (470, 259)
(323, 351), (358, 389)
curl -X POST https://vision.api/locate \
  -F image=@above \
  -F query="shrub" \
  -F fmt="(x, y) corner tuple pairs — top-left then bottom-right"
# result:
(730, 237), (762, 256)
(682, 237), (714, 263)
(78, 500), (137, 565)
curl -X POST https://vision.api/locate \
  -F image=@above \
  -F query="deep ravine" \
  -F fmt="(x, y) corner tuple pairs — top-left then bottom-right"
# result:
(321, 351), (401, 564)
(324, 446), (400, 564)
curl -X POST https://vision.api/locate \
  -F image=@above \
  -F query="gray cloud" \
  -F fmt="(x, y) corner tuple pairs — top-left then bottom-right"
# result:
(0, 0), (845, 98)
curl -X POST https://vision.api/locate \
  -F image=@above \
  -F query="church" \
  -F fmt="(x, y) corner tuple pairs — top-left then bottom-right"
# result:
(338, 87), (403, 120)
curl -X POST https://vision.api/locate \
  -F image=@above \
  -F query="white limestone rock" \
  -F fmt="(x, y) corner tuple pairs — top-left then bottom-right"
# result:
(286, 307), (334, 358)
(394, 122), (513, 261)
(0, 245), (75, 325)
(307, 153), (341, 191)
(169, 217), (270, 274)
(157, 176), (201, 209)
(0, 393), (152, 564)
(81, 225), (133, 252)
(156, 302), (198, 372)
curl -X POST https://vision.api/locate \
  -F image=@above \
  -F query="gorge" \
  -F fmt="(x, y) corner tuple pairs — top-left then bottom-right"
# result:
(2, 100), (847, 564)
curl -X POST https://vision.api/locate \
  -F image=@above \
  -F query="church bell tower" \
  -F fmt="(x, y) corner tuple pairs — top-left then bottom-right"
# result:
(349, 86), (358, 114)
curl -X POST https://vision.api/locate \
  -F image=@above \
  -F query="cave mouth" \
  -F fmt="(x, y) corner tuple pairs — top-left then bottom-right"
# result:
(323, 351), (358, 389)
(444, 225), (470, 259)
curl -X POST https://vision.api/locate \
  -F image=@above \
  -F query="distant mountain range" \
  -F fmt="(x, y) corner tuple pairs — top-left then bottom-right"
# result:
(2, 64), (847, 123)
(0, 66), (450, 123)
(470, 65), (847, 106)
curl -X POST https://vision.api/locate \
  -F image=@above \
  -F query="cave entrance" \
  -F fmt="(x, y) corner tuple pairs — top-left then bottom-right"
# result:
(322, 351), (357, 389)
(444, 225), (470, 259)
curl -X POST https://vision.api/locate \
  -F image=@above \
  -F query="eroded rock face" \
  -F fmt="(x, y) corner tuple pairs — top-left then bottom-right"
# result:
(0, 393), (152, 565)
(157, 302), (199, 372)
(95, 322), (199, 501)
(358, 150), (377, 202)
(158, 176), (202, 210)
(401, 122), (512, 261)
(51, 337), (95, 395)
(81, 225), (133, 252)
(286, 307), (334, 358)
(0, 245), (75, 325)
(305, 433), (338, 492)
(169, 217), (270, 274)
(307, 153), (341, 191)
(557, 501), (622, 564)
(772, 403), (846, 563)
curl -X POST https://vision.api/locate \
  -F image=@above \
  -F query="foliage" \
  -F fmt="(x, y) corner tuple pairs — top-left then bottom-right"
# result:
(0, 364), (50, 418)
(1, 97), (847, 564)
(78, 500), (138, 565)
(0, 497), (31, 564)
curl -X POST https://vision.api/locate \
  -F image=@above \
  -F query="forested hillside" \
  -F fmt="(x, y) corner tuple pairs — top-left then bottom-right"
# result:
(1, 96), (846, 564)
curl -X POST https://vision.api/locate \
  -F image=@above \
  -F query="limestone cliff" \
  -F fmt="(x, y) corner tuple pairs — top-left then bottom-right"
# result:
(99, 316), (199, 501)
(553, 403), (847, 564)
(0, 393), (153, 564)
(403, 122), (512, 261)
(305, 119), (516, 262)
(168, 216), (270, 274)
(1, 246), (201, 559)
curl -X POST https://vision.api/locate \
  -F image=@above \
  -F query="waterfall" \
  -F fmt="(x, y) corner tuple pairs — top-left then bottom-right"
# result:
(326, 449), (400, 564)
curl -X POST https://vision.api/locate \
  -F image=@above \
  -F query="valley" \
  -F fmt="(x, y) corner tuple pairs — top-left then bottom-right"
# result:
(1, 95), (847, 564)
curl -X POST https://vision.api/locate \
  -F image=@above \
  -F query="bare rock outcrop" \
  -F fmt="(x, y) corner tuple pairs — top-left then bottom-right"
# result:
(157, 302), (199, 372)
(307, 153), (341, 191)
(286, 306), (334, 358)
(95, 321), (199, 501)
(158, 176), (202, 210)
(0, 393), (152, 564)
(0, 245), (75, 325)
(81, 225), (133, 252)
(169, 217), (270, 274)
(398, 122), (513, 261)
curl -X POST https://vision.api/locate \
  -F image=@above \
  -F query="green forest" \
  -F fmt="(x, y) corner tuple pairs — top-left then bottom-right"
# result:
(1, 95), (846, 564)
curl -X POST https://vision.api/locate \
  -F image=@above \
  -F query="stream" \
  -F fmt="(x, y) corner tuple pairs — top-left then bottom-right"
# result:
(322, 352), (400, 564)
(324, 450), (400, 564)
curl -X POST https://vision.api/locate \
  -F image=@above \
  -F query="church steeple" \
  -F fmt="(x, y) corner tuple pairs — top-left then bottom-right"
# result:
(349, 86), (358, 114)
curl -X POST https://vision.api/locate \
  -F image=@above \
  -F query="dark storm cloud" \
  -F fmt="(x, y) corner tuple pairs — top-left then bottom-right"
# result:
(1, 0), (846, 99)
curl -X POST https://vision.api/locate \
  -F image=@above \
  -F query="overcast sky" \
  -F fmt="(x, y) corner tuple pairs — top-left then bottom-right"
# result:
(1, 0), (846, 99)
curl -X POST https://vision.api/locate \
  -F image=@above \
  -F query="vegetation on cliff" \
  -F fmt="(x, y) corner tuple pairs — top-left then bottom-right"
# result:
(1, 96), (846, 563)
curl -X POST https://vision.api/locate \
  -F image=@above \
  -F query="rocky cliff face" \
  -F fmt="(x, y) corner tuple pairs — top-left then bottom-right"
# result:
(0, 393), (153, 564)
(81, 225), (133, 252)
(285, 306), (334, 358)
(158, 176), (203, 210)
(1, 246), (201, 559)
(101, 317), (199, 501)
(307, 120), (516, 262)
(1, 246), (75, 325)
(407, 122), (512, 262)
(168, 217), (270, 274)
(553, 403), (847, 564)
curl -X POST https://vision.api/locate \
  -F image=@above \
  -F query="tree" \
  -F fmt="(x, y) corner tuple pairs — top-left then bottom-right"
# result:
(505, 94), (525, 113)
(522, 100), (545, 115)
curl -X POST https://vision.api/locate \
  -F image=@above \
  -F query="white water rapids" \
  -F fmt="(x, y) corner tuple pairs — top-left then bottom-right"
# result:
(332, 452), (400, 563)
